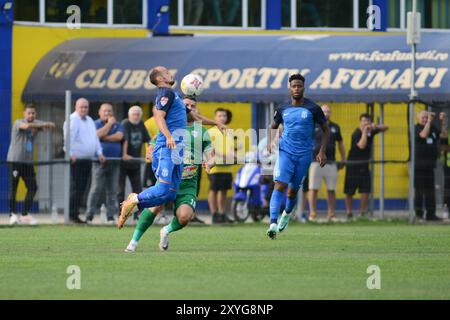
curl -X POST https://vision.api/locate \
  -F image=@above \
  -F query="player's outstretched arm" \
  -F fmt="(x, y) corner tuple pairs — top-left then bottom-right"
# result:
(191, 112), (227, 133)
(154, 109), (175, 149)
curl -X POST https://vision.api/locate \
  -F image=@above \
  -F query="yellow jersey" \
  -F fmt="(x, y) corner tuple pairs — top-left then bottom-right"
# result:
(208, 126), (235, 174)
(144, 117), (159, 163)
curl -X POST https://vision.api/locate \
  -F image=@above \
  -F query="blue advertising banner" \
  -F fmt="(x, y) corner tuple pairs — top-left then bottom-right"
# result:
(23, 33), (450, 103)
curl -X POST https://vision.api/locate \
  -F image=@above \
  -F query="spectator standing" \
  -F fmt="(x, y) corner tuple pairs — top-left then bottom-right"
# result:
(207, 108), (235, 223)
(85, 103), (124, 224)
(7, 104), (55, 225)
(308, 105), (346, 222)
(440, 113), (450, 219)
(118, 106), (151, 219)
(415, 110), (446, 221)
(344, 113), (388, 220)
(65, 98), (105, 224)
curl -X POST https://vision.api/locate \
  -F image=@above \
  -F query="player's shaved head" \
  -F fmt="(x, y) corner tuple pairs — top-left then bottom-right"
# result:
(149, 66), (165, 85)
(149, 66), (175, 87)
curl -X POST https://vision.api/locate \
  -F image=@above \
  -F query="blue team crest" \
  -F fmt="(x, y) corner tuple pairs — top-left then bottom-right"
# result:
(162, 168), (169, 177)
(301, 111), (308, 119)
(160, 97), (169, 106)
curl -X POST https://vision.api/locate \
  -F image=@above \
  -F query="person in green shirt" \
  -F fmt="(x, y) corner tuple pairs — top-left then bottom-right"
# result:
(124, 96), (217, 252)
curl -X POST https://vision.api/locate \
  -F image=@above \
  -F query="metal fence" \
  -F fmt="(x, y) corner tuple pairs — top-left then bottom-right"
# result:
(1, 92), (449, 223)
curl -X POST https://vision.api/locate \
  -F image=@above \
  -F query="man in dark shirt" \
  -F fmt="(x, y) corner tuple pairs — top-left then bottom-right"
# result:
(309, 105), (346, 222)
(440, 114), (450, 220)
(118, 106), (151, 219)
(415, 110), (446, 221)
(344, 113), (389, 219)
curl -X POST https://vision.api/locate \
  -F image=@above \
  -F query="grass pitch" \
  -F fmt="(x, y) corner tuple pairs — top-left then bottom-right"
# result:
(1, 221), (449, 299)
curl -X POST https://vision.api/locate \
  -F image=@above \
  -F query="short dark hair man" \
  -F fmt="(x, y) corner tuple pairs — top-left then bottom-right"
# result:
(267, 74), (329, 239)
(7, 104), (55, 225)
(344, 113), (388, 220)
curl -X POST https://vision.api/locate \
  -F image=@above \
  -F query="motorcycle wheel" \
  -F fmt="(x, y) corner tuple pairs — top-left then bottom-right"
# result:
(250, 206), (264, 222)
(233, 200), (249, 222)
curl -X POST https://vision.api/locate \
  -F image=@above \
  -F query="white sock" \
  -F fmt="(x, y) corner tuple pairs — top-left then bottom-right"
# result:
(130, 240), (138, 246)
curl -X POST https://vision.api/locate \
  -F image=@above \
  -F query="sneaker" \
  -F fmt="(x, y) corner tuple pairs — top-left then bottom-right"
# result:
(346, 213), (354, 222)
(223, 214), (235, 223)
(124, 240), (138, 252)
(159, 226), (169, 251)
(308, 215), (317, 222)
(266, 223), (278, 240)
(300, 213), (308, 224)
(328, 215), (338, 223)
(212, 212), (223, 224)
(277, 211), (291, 233)
(426, 215), (443, 221)
(19, 214), (39, 225)
(118, 193), (138, 229)
(190, 215), (205, 224)
(9, 213), (19, 225)
(70, 216), (86, 224)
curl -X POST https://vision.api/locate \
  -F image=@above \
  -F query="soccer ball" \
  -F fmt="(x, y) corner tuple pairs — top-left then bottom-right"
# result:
(180, 74), (204, 97)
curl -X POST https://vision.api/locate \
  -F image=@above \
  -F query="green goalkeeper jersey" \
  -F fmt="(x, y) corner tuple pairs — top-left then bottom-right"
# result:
(150, 122), (212, 180)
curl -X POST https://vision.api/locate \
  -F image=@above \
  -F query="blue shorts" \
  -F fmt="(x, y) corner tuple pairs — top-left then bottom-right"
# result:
(273, 150), (312, 191)
(152, 144), (184, 192)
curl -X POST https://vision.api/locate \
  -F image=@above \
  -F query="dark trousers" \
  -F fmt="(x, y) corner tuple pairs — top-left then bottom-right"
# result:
(70, 160), (92, 219)
(118, 164), (142, 204)
(9, 163), (37, 214)
(444, 167), (450, 209)
(414, 168), (436, 219)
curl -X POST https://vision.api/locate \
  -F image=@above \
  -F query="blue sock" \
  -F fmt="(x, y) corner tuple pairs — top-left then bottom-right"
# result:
(269, 190), (285, 224)
(285, 195), (298, 214)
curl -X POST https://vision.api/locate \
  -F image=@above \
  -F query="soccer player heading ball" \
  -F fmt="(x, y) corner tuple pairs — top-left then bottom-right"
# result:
(124, 96), (217, 252)
(118, 66), (225, 250)
(266, 74), (330, 239)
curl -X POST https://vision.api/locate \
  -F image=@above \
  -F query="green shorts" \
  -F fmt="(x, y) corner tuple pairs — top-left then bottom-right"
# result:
(173, 176), (198, 215)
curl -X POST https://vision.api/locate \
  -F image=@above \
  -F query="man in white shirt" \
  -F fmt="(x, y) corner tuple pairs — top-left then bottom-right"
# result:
(64, 98), (105, 223)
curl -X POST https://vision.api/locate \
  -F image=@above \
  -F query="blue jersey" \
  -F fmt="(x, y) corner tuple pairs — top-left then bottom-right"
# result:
(274, 98), (326, 156)
(94, 119), (124, 158)
(154, 87), (190, 147)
